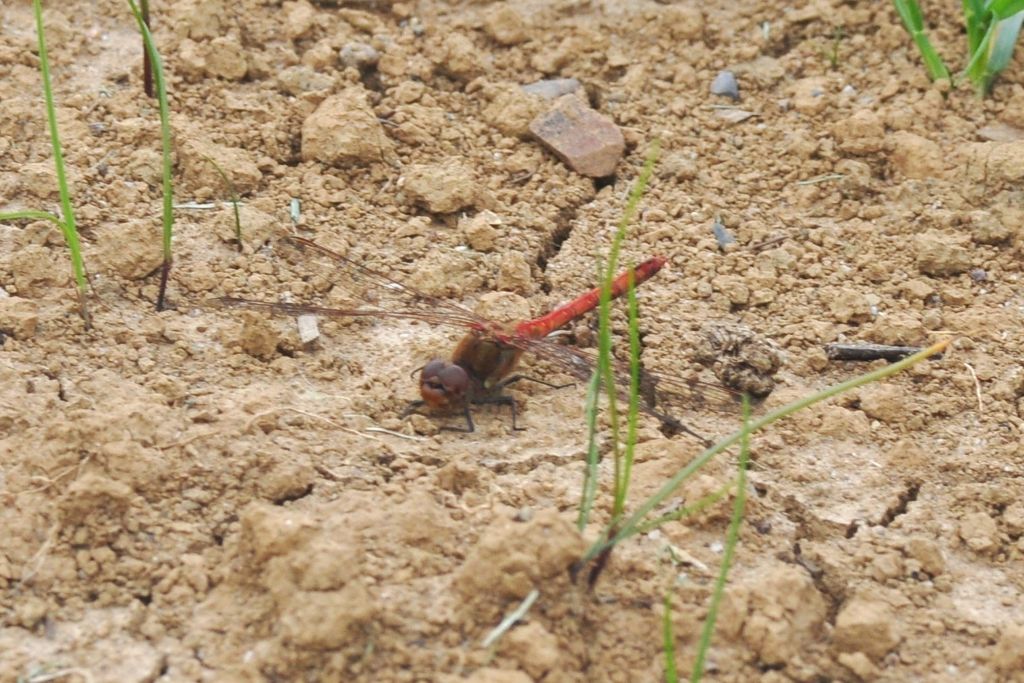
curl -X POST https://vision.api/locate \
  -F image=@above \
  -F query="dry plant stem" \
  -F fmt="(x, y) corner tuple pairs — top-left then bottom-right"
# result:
(141, 0), (152, 97)
(577, 339), (950, 568)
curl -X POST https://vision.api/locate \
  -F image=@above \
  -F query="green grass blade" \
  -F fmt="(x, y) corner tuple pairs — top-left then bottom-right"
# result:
(31, 0), (90, 326)
(611, 274), (641, 519)
(576, 141), (660, 532)
(663, 594), (679, 683)
(203, 155), (244, 248)
(990, 0), (1024, 19)
(981, 12), (1024, 93)
(578, 340), (949, 567)
(893, 0), (952, 81)
(963, 0), (988, 53)
(0, 210), (65, 225)
(127, 0), (175, 310)
(690, 396), (752, 682)
(576, 372), (604, 530)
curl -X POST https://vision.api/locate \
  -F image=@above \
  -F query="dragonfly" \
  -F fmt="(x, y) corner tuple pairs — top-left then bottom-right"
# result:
(211, 235), (738, 440)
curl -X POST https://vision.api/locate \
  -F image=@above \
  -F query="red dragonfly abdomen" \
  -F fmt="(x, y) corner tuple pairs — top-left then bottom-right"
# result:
(513, 256), (666, 339)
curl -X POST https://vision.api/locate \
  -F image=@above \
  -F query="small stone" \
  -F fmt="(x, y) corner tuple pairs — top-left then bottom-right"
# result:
(461, 211), (501, 252)
(297, 314), (319, 344)
(858, 384), (903, 423)
(0, 297), (40, 339)
(284, 0), (317, 39)
(339, 42), (379, 70)
(969, 268), (988, 282)
(496, 252), (532, 293)
(1003, 501), (1024, 535)
(95, 218), (164, 280)
(913, 230), (971, 276)
(958, 511), (999, 555)
(483, 5), (527, 45)
(891, 132), (945, 179)
(499, 623), (560, 679)
(218, 205), (277, 249)
(965, 210), (1011, 244)
(710, 70), (739, 100)
(521, 78), (581, 100)
(177, 129), (262, 196)
(301, 87), (394, 164)
(204, 36), (248, 81)
(905, 538), (945, 576)
(833, 110), (884, 154)
(991, 624), (1024, 675)
(403, 159), (476, 213)
(436, 33), (488, 80)
(276, 65), (334, 95)
(662, 5), (704, 40)
(837, 651), (879, 681)
(712, 219), (736, 249)
(829, 290), (872, 324)
(463, 669), (532, 683)
(833, 598), (901, 660)
(529, 95), (624, 178)
(790, 77), (828, 114)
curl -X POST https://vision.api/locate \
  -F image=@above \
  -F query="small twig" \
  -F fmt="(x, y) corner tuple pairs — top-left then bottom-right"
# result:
(24, 668), (95, 683)
(747, 235), (786, 252)
(826, 343), (941, 362)
(963, 362), (983, 412)
(243, 406), (382, 441)
(363, 426), (427, 441)
(482, 589), (539, 648)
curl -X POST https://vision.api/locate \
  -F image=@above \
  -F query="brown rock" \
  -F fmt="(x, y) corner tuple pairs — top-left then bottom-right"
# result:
(958, 511), (999, 554)
(301, 87), (394, 164)
(482, 83), (546, 137)
(662, 5), (704, 40)
(833, 597), (901, 660)
(499, 622), (560, 679)
(9, 244), (71, 298)
(403, 159), (476, 213)
(204, 36), (247, 80)
(734, 564), (828, 666)
(913, 230), (971, 276)
(834, 110), (884, 154)
(95, 218), (164, 280)
(278, 583), (375, 649)
(496, 252), (532, 293)
(460, 210), (501, 252)
(891, 131), (945, 179)
(483, 5), (527, 45)
(0, 297), (40, 339)
(829, 289), (872, 323)
(177, 128), (262, 197)
(790, 77), (829, 114)
(529, 95), (624, 177)
(905, 538), (945, 576)
(990, 623), (1024, 675)
(965, 210), (1011, 244)
(858, 384), (903, 423)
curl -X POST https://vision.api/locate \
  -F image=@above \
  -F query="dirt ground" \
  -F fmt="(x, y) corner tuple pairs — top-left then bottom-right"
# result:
(2, 0), (1024, 681)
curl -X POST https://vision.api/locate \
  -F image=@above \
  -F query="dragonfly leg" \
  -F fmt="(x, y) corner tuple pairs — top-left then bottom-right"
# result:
(497, 374), (574, 391)
(472, 394), (525, 431)
(404, 399), (476, 432)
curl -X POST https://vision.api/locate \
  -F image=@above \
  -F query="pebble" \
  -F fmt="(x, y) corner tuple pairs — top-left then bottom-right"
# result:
(297, 314), (320, 345)
(710, 70), (739, 100)
(521, 78), (581, 100)
(301, 87), (394, 164)
(833, 598), (901, 660)
(529, 95), (624, 178)
(339, 42), (380, 70)
(711, 219), (735, 249)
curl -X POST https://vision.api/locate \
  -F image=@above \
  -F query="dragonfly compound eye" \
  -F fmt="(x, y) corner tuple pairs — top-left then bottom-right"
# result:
(419, 360), (469, 408)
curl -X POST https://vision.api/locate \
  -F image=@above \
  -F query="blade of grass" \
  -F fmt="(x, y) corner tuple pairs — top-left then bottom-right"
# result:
(690, 396), (752, 682)
(977, 12), (1024, 94)
(578, 339), (950, 567)
(575, 141), (660, 533)
(663, 593), (679, 683)
(963, 0), (988, 54)
(127, 0), (174, 310)
(991, 0), (1024, 19)
(611, 271), (641, 519)
(203, 155), (244, 249)
(30, 0), (90, 327)
(893, 0), (952, 81)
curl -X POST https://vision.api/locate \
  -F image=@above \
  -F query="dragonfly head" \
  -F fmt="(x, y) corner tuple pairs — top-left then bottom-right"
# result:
(419, 359), (470, 409)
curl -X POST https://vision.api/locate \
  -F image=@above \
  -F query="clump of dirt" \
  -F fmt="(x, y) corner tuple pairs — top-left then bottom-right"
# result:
(2, 0), (1024, 681)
